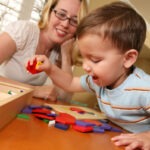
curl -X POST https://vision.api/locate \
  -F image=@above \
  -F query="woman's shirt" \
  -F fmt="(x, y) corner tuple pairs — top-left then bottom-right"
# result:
(0, 20), (49, 85)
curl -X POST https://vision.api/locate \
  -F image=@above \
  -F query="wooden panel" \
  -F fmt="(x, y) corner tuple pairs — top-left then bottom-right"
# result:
(45, 104), (106, 119)
(0, 78), (33, 129)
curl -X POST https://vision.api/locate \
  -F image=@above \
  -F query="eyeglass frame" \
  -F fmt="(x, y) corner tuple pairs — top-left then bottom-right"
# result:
(53, 9), (78, 27)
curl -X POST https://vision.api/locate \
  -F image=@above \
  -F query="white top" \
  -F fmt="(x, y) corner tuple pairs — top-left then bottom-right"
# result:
(0, 20), (56, 86)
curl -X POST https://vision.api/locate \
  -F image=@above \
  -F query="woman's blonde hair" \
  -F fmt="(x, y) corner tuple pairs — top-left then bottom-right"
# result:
(38, 0), (89, 29)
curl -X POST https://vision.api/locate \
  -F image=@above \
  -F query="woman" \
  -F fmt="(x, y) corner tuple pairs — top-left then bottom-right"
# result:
(0, 0), (88, 101)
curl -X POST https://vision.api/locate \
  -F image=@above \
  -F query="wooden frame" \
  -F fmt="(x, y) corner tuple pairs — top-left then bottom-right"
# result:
(0, 80), (33, 129)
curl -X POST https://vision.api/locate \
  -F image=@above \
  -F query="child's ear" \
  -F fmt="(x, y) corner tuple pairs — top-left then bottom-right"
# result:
(123, 49), (138, 68)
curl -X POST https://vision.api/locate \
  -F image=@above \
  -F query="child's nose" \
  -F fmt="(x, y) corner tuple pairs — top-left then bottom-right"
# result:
(82, 63), (91, 73)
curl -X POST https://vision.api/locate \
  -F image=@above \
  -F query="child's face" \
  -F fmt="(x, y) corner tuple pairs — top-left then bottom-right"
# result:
(78, 34), (127, 89)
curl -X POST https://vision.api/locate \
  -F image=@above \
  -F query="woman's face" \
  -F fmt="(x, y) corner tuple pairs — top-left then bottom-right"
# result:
(47, 0), (81, 44)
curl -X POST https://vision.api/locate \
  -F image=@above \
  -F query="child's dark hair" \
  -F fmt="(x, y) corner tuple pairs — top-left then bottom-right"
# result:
(76, 1), (146, 53)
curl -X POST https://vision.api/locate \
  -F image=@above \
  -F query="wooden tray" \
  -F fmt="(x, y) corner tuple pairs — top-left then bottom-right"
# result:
(45, 104), (106, 120)
(0, 81), (33, 129)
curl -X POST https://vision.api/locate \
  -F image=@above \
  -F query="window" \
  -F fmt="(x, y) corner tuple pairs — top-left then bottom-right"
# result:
(0, 0), (90, 31)
(0, 0), (23, 31)
(30, 0), (47, 23)
(30, 0), (90, 23)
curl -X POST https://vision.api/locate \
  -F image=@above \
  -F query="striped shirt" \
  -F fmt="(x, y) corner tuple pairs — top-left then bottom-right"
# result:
(80, 67), (150, 133)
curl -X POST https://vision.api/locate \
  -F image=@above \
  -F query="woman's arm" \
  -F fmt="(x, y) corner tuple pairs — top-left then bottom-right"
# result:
(33, 85), (58, 102)
(0, 32), (16, 64)
(61, 38), (75, 73)
(56, 38), (75, 101)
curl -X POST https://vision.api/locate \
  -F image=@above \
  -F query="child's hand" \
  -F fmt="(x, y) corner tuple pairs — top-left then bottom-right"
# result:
(26, 55), (51, 74)
(26, 58), (41, 74)
(111, 132), (150, 150)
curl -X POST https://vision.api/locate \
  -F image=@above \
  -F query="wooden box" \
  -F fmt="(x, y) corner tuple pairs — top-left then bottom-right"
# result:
(0, 77), (33, 129)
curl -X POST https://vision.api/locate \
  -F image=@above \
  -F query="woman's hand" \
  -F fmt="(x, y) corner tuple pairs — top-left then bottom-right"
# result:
(33, 85), (58, 102)
(61, 38), (75, 58)
(111, 132), (150, 150)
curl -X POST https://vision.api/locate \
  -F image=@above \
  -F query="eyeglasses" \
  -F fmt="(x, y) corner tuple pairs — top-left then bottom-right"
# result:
(53, 10), (78, 27)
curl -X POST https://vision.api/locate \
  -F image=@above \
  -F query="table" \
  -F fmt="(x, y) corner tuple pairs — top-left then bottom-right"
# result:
(0, 76), (125, 150)
(0, 98), (125, 150)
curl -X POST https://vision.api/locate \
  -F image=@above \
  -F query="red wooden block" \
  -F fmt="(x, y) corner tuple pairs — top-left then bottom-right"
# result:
(72, 125), (93, 132)
(70, 107), (85, 113)
(83, 119), (102, 126)
(26, 59), (41, 74)
(55, 113), (76, 125)
(32, 108), (51, 114)
(33, 113), (55, 120)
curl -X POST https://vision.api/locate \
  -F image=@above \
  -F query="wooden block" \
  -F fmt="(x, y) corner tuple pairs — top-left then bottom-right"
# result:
(0, 77), (33, 130)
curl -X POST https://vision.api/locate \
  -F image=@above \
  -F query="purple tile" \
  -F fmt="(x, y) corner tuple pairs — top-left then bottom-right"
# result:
(55, 122), (69, 130)
(93, 126), (105, 133)
(21, 107), (32, 114)
(29, 105), (43, 109)
(101, 123), (112, 130)
(47, 113), (57, 117)
(111, 127), (122, 132)
(76, 120), (95, 127)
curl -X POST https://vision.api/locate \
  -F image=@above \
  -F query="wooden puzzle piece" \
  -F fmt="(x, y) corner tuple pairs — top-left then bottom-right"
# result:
(26, 59), (42, 74)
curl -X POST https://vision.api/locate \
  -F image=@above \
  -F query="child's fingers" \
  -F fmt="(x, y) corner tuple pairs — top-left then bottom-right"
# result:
(114, 139), (131, 146)
(125, 141), (142, 150)
(35, 61), (43, 70)
(35, 55), (47, 63)
(112, 133), (135, 141)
